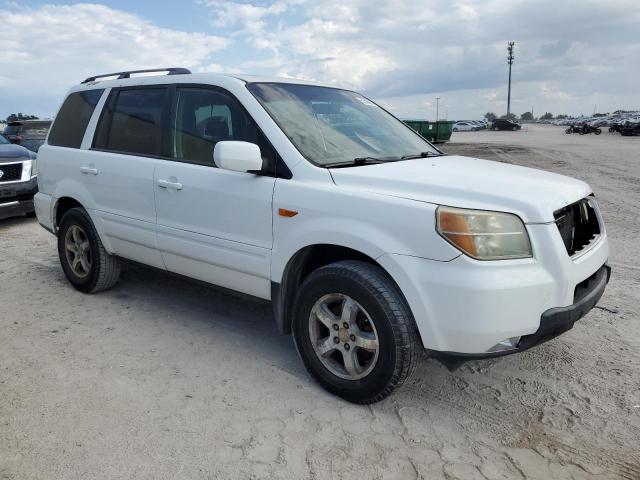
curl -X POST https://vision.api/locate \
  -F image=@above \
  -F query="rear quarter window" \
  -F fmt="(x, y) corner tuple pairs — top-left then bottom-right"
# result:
(48, 90), (104, 148)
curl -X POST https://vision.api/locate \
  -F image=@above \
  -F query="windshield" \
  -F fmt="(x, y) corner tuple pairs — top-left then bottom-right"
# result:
(0, 134), (8, 144)
(247, 83), (439, 166)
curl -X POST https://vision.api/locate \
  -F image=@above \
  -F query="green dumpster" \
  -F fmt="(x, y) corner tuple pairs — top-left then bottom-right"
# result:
(403, 120), (454, 144)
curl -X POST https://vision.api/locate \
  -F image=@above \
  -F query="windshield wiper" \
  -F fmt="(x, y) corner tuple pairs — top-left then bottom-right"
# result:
(400, 151), (442, 160)
(325, 157), (390, 168)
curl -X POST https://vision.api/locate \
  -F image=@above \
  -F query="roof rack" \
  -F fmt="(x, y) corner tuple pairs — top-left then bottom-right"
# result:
(82, 67), (192, 84)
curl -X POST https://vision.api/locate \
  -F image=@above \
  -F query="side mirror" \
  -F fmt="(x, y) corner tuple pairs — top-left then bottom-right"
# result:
(213, 141), (263, 174)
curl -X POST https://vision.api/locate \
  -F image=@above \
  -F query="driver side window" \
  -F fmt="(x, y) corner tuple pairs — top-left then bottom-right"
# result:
(171, 87), (272, 167)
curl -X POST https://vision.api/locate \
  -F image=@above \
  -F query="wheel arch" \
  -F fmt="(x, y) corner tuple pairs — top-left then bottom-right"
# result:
(52, 195), (113, 254)
(54, 196), (84, 230)
(272, 243), (417, 339)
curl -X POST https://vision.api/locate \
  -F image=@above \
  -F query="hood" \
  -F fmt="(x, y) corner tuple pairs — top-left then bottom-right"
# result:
(329, 155), (592, 223)
(0, 143), (34, 163)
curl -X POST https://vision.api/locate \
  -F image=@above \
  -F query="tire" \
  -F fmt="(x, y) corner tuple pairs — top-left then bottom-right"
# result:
(565, 128), (572, 134)
(292, 260), (420, 404)
(595, 128), (601, 135)
(453, 128), (458, 132)
(512, 126), (517, 131)
(58, 207), (121, 293)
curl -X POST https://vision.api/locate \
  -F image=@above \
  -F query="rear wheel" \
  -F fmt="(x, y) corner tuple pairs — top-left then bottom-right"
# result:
(292, 261), (420, 404)
(58, 207), (120, 293)
(595, 128), (602, 135)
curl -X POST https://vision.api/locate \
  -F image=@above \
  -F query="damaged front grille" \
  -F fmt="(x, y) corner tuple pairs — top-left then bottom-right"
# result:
(554, 196), (601, 256)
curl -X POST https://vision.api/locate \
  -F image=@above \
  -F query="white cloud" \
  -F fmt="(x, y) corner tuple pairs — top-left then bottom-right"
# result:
(1, 0), (639, 119)
(201, 0), (640, 117)
(0, 3), (229, 117)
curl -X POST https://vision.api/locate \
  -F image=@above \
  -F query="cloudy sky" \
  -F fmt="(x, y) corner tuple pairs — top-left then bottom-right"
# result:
(1, 0), (638, 120)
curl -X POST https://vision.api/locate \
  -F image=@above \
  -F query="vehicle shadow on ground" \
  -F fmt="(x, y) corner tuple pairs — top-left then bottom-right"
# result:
(101, 261), (450, 393)
(111, 262), (308, 377)
(0, 215), (36, 229)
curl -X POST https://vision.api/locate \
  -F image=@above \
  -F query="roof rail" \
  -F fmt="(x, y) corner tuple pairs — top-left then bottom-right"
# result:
(82, 67), (192, 84)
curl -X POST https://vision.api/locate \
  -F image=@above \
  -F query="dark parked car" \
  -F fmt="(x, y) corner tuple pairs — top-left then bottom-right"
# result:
(491, 119), (521, 131)
(3, 119), (52, 153)
(0, 134), (38, 219)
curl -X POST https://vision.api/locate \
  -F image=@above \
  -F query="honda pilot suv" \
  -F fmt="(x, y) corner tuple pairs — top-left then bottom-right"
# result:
(34, 68), (610, 403)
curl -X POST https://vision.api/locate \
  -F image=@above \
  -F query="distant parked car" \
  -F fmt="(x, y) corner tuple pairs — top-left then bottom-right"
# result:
(0, 133), (38, 219)
(3, 120), (52, 153)
(492, 119), (521, 131)
(619, 119), (640, 136)
(453, 121), (477, 132)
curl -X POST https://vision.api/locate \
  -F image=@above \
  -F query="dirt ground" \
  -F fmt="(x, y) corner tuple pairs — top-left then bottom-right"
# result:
(1, 125), (639, 479)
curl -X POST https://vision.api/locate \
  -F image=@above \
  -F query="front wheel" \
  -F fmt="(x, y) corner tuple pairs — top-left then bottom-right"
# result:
(595, 128), (602, 135)
(58, 207), (121, 293)
(292, 261), (420, 404)
(565, 128), (572, 134)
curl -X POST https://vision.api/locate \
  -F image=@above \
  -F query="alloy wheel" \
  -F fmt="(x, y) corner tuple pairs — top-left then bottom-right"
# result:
(64, 224), (92, 278)
(308, 293), (380, 380)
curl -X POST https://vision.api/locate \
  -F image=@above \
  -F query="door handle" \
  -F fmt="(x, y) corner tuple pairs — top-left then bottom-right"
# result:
(80, 166), (99, 175)
(157, 179), (183, 190)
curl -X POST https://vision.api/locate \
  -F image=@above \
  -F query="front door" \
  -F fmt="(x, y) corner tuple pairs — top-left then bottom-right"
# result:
(154, 86), (276, 299)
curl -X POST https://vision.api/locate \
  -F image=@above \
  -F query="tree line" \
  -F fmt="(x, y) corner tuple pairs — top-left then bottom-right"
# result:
(483, 111), (610, 122)
(4, 113), (40, 122)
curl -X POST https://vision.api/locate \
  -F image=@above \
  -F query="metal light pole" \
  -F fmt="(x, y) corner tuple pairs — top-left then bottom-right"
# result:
(507, 42), (515, 118)
(435, 97), (440, 121)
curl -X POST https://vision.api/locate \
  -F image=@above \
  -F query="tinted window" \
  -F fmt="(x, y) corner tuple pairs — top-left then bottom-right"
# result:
(94, 88), (167, 156)
(49, 90), (103, 148)
(3, 125), (21, 135)
(22, 121), (52, 137)
(171, 87), (274, 168)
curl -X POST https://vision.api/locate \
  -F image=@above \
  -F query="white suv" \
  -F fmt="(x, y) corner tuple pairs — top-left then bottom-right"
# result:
(35, 68), (610, 403)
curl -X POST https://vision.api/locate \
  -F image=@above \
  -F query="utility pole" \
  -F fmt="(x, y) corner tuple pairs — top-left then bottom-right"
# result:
(436, 97), (440, 121)
(507, 42), (515, 118)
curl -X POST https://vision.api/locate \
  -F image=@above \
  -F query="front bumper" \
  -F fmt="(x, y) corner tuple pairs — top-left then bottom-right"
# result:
(431, 264), (610, 369)
(377, 220), (610, 355)
(0, 176), (38, 219)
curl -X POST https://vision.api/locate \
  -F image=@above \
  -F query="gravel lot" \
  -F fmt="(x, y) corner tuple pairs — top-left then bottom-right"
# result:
(1, 125), (639, 479)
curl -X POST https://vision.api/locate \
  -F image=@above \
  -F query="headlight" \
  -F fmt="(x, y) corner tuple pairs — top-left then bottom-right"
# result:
(21, 159), (37, 178)
(436, 206), (532, 260)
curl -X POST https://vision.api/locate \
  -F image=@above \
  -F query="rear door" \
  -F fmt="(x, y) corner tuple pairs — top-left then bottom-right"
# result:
(154, 85), (276, 299)
(83, 86), (169, 268)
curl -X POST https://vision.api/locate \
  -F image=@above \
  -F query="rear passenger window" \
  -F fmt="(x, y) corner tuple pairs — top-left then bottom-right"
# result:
(48, 89), (104, 148)
(94, 88), (167, 156)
